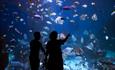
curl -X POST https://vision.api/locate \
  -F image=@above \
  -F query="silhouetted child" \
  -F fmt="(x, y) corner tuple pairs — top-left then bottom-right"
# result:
(45, 31), (70, 70)
(29, 32), (45, 70)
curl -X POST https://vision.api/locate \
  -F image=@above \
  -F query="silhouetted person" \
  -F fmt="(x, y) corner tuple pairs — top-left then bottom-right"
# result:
(29, 32), (45, 70)
(46, 31), (70, 70)
(0, 37), (8, 70)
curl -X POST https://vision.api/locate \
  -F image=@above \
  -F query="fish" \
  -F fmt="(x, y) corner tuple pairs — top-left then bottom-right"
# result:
(91, 14), (98, 21)
(82, 4), (88, 8)
(43, 26), (50, 30)
(80, 14), (88, 21)
(91, 2), (95, 6)
(73, 14), (78, 17)
(41, 31), (48, 35)
(71, 35), (77, 41)
(55, 16), (64, 24)
(74, 1), (80, 5)
(15, 28), (22, 35)
(47, 0), (53, 3)
(34, 14), (41, 18)
(111, 11), (115, 16)
(46, 21), (52, 24)
(34, 14), (43, 20)
(70, 20), (75, 23)
(62, 6), (73, 10)
(85, 42), (94, 50)
(90, 34), (95, 39)
(56, 0), (63, 6)
(50, 12), (56, 16)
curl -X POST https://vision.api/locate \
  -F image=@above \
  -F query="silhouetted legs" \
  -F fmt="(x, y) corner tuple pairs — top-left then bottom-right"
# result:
(30, 57), (39, 70)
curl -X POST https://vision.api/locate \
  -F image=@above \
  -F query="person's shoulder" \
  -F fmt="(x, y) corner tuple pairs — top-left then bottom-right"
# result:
(30, 40), (35, 45)
(57, 39), (63, 42)
(38, 41), (42, 44)
(30, 40), (34, 43)
(46, 41), (52, 45)
(58, 39), (62, 41)
(58, 39), (64, 44)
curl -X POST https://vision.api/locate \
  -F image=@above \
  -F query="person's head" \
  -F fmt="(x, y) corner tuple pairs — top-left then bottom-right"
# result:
(49, 31), (58, 40)
(33, 32), (41, 40)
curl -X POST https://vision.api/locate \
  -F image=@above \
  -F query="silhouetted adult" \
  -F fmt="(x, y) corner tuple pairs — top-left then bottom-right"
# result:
(29, 32), (45, 70)
(0, 37), (8, 70)
(46, 31), (70, 70)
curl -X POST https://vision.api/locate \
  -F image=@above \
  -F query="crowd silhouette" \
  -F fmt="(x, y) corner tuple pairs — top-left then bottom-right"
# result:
(29, 31), (70, 70)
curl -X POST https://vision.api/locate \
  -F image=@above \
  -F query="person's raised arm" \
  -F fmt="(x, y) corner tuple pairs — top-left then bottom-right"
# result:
(60, 34), (70, 44)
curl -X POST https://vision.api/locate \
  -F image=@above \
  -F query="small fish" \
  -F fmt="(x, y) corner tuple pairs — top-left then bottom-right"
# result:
(34, 14), (43, 20)
(81, 37), (84, 44)
(91, 14), (98, 21)
(74, 1), (80, 5)
(70, 20), (75, 23)
(44, 14), (49, 17)
(43, 26), (50, 30)
(56, 0), (63, 6)
(41, 31), (48, 35)
(3, 34), (7, 37)
(34, 14), (41, 18)
(111, 11), (115, 16)
(73, 14), (78, 17)
(40, 8), (44, 12)
(55, 16), (64, 24)
(105, 35), (109, 40)
(62, 6), (73, 10)
(47, 0), (53, 3)
(71, 35), (77, 41)
(91, 2), (95, 6)
(80, 14), (88, 21)
(46, 21), (52, 24)
(20, 18), (24, 22)
(50, 12), (56, 16)
(15, 28), (22, 35)
(82, 4), (88, 8)
(90, 34), (95, 39)
(85, 42), (94, 50)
